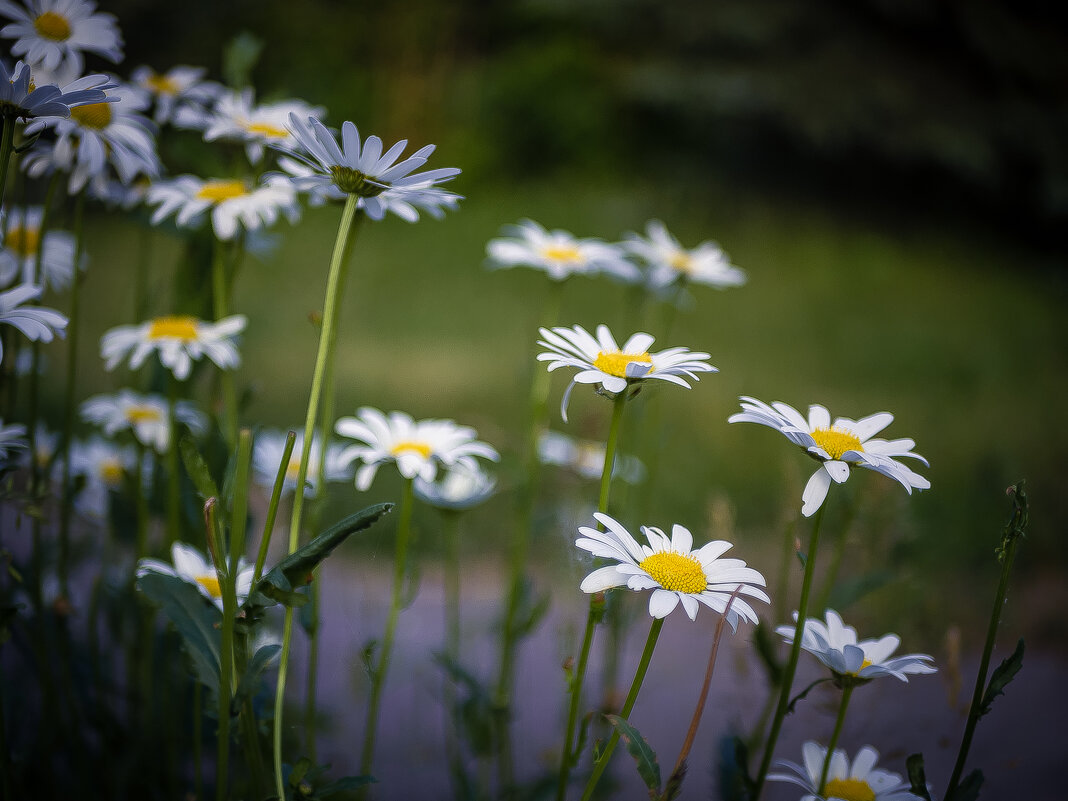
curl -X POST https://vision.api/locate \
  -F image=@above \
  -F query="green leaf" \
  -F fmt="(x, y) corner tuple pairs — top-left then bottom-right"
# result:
(316, 775), (375, 797)
(906, 753), (933, 801)
(435, 654), (496, 756)
(979, 638), (1024, 718)
(953, 770), (984, 801)
(717, 735), (754, 801)
(136, 572), (221, 693)
(604, 714), (661, 795)
(222, 31), (264, 89)
(233, 643), (281, 710)
(179, 435), (219, 502)
(663, 759), (687, 801)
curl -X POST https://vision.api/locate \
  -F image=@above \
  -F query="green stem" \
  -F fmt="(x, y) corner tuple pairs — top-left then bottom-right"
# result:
(817, 684), (854, 793)
(166, 374), (181, 547)
(579, 617), (665, 801)
(212, 236), (238, 446)
(0, 116), (14, 209)
(135, 442), (150, 559)
(254, 431), (296, 587)
(442, 511), (464, 797)
(193, 682), (204, 801)
(752, 499), (827, 798)
(214, 502), (235, 801)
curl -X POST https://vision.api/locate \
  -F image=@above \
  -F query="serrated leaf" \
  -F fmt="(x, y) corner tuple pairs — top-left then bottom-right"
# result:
(604, 714), (661, 795)
(180, 435), (219, 501)
(979, 638), (1024, 718)
(136, 572), (221, 693)
(233, 643), (281, 710)
(906, 753), (933, 801)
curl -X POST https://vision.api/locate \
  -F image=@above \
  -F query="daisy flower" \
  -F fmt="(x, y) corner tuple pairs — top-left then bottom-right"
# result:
(251, 429), (352, 498)
(0, 58), (110, 119)
(276, 112), (461, 221)
(728, 396), (930, 517)
(80, 389), (206, 453)
(129, 64), (221, 125)
(624, 219), (746, 291)
(0, 419), (27, 463)
(413, 463), (496, 511)
(146, 175), (299, 240)
(335, 407), (499, 492)
(768, 741), (925, 801)
(575, 512), (768, 628)
(0, 282), (67, 364)
(777, 609), (936, 684)
(67, 435), (134, 517)
(137, 542), (254, 611)
(100, 314), (246, 380)
(0, 0), (122, 78)
(191, 88), (323, 165)
(537, 323), (716, 422)
(0, 205), (78, 290)
(486, 219), (639, 283)
(537, 429), (645, 484)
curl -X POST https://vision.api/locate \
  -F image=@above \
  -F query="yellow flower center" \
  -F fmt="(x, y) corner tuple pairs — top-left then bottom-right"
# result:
(34, 10), (71, 41)
(810, 427), (864, 460)
(540, 244), (583, 264)
(391, 441), (432, 459)
(822, 777), (875, 801)
(245, 121), (288, 139)
(145, 72), (180, 95)
(593, 351), (652, 379)
(3, 224), (40, 257)
(148, 315), (199, 341)
(638, 551), (707, 594)
(194, 179), (248, 202)
(668, 251), (693, 273)
(126, 406), (163, 424)
(195, 574), (223, 599)
(70, 101), (112, 130)
(99, 460), (123, 484)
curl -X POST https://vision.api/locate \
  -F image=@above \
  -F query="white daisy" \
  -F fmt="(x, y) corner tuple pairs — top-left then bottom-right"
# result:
(0, 282), (67, 364)
(100, 314), (246, 380)
(19, 424), (56, 472)
(0, 205), (78, 291)
(575, 512), (768, 628)
(67, 435), (134, 517)
(191, 88), (323, 165)
(777, 609), (936, 684)
(537, 323), (716, 422)
(0, 0), (122, 78)
(251, 429), (353, 498)
(0, 58), (110, 119)
(537, 429), (645, 484)
(768, 741), (924, 801)
(624, 219), (746, 291)
(129, 64), (221, 125)
(728, 396), (930, 517)
(276, 112), (461, 221)
(413, 463), (496, 511)
(486, 219), (639, 283)
(335, 407), (499, 492)
(137, 542), (254, 611)
(87, 173), (150, 209)
(80, 389), (207, 453)
(146, 175), (299, 240)
(0, 418), (27, 463)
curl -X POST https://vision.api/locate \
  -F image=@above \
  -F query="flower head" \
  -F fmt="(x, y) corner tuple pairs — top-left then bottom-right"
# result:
(130, 64), (220, 125)
(0, 419), (27, 463)
(0, 58), (110, 119)
(728, 396), (930, 517)
(624, 219), (746, 291)
(0, 0), (123, 78)
(146, 175), (299, 240)
(67, 435), (135, 517)
(0, 205), (78, 290)
(537, 429), (645, 484)
(413, 463), (496, 511)
(537, 323), (716, 421)
(576, 512), (768, 628)
(137, 542), (253, 611)
(251, 429), (353, 498)
(486, 219), (639, 283)
(100, 314), (246, 380)
(768, 741), (925, 801)
(80, 389), (206, 453)
(335, 407), (499, 492)
(0, 282), (67, 363)
(777, 609), (936, 685)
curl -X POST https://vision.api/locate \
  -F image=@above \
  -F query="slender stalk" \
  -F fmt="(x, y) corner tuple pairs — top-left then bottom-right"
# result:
(193, 682), (204, 801)
(752, 499), (827, 798)
(359, 478), (416, 786)
(135, 442), (150, 559)
(165, 374), (181, 547)
(212, 236), (238, 446)
(442, 510), (464, 798)
(208, 497), (234, 801)
(579, 617), (665, 801)
(253, 431), (296, 587)
(817, 684), (854, 794)
(0, 115), (14, 209)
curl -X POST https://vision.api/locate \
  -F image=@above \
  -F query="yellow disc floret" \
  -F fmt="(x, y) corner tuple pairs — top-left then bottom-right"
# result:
(245, 121), (288, 139)
(126, 406), (163, 424)
(34, 11), (71, 41)
(195, 180), (248, 202)
(668, 251), (693, 273)
(3, 225), (40, 257)
(391, 441), (432, 459)
(98, 460), (124, 485)
(70, 101), (112, 130)
(638, 551), (707, 595)
(810, 427), (864, 460)
(148, 316), (199, 341)
(540, 244), (583, 264)
(195, 574), (223, 599)
(145, 72), (180, 95)
(822, 778), (875, 801)
(593, 350), (652, 379)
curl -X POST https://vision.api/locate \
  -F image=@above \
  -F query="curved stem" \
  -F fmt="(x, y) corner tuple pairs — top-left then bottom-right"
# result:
(818, 684), (853, 793)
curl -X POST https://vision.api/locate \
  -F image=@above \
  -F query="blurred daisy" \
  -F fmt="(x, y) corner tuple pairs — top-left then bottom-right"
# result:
(0, 419), (27, 462)
(769, 741), (924, 801)
(251, 429), (352, 498)
(576, 512), (768, 628)
(0, 58), (110, 119)
(19, 424), (57, 472)
(414, 463), (496, 511)
(137, 542), (254, 611)
(130, 64), (220, 125)
(0, 282), (67, 364)
(537, 323), (716, 421)
(777, 609), (936, 684)
(537, 429), (645, 484)
(0, 205), (78, 290)
(0, 0), (122, 78)
(87, 173), (150, 209)
(335, 407), (499, 492)
(68, 436), (134, 517)
(80, 389), (206, 452)
(146, 175), (299, 240)
(277, 112), (461, 221)
(192, 88), (323, 165)
(624, 219), (746, 291)
(728, 396), (930, 517)
(486, 219), (639, 283)
(100, 314), (246, 380)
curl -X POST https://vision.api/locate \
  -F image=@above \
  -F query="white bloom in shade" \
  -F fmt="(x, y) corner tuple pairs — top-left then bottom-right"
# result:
(68, 436), (134, 517)
(576, 512), (769, 628)
(537, 323), (716, 422)
(0, 0), (122, 77)
(624, 219), (746, 291)
(277, 113), (461, 221)
(137, 542), (254, 611)
(537, 429), (645, 484)
(146, 175), (299, 240)
(0, 206), (78, 291)
(728, 396), (930, 517)
(0, 419), (27, 462)
(251, 429), (352, 498)
(80, 389), (206, 453)
(100, 314), (246, 380)
(414, 463), (496, 511)
(768, 741), (925, 801)
(335, 407), (500, 492)
(486, 219), (639, 283)
(130, 64), (221, 125)
(192, 88), (324, 165)
(777, 609), (936, 684)
(0, 59), (110, 119)
(0, 282), (67, 364)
